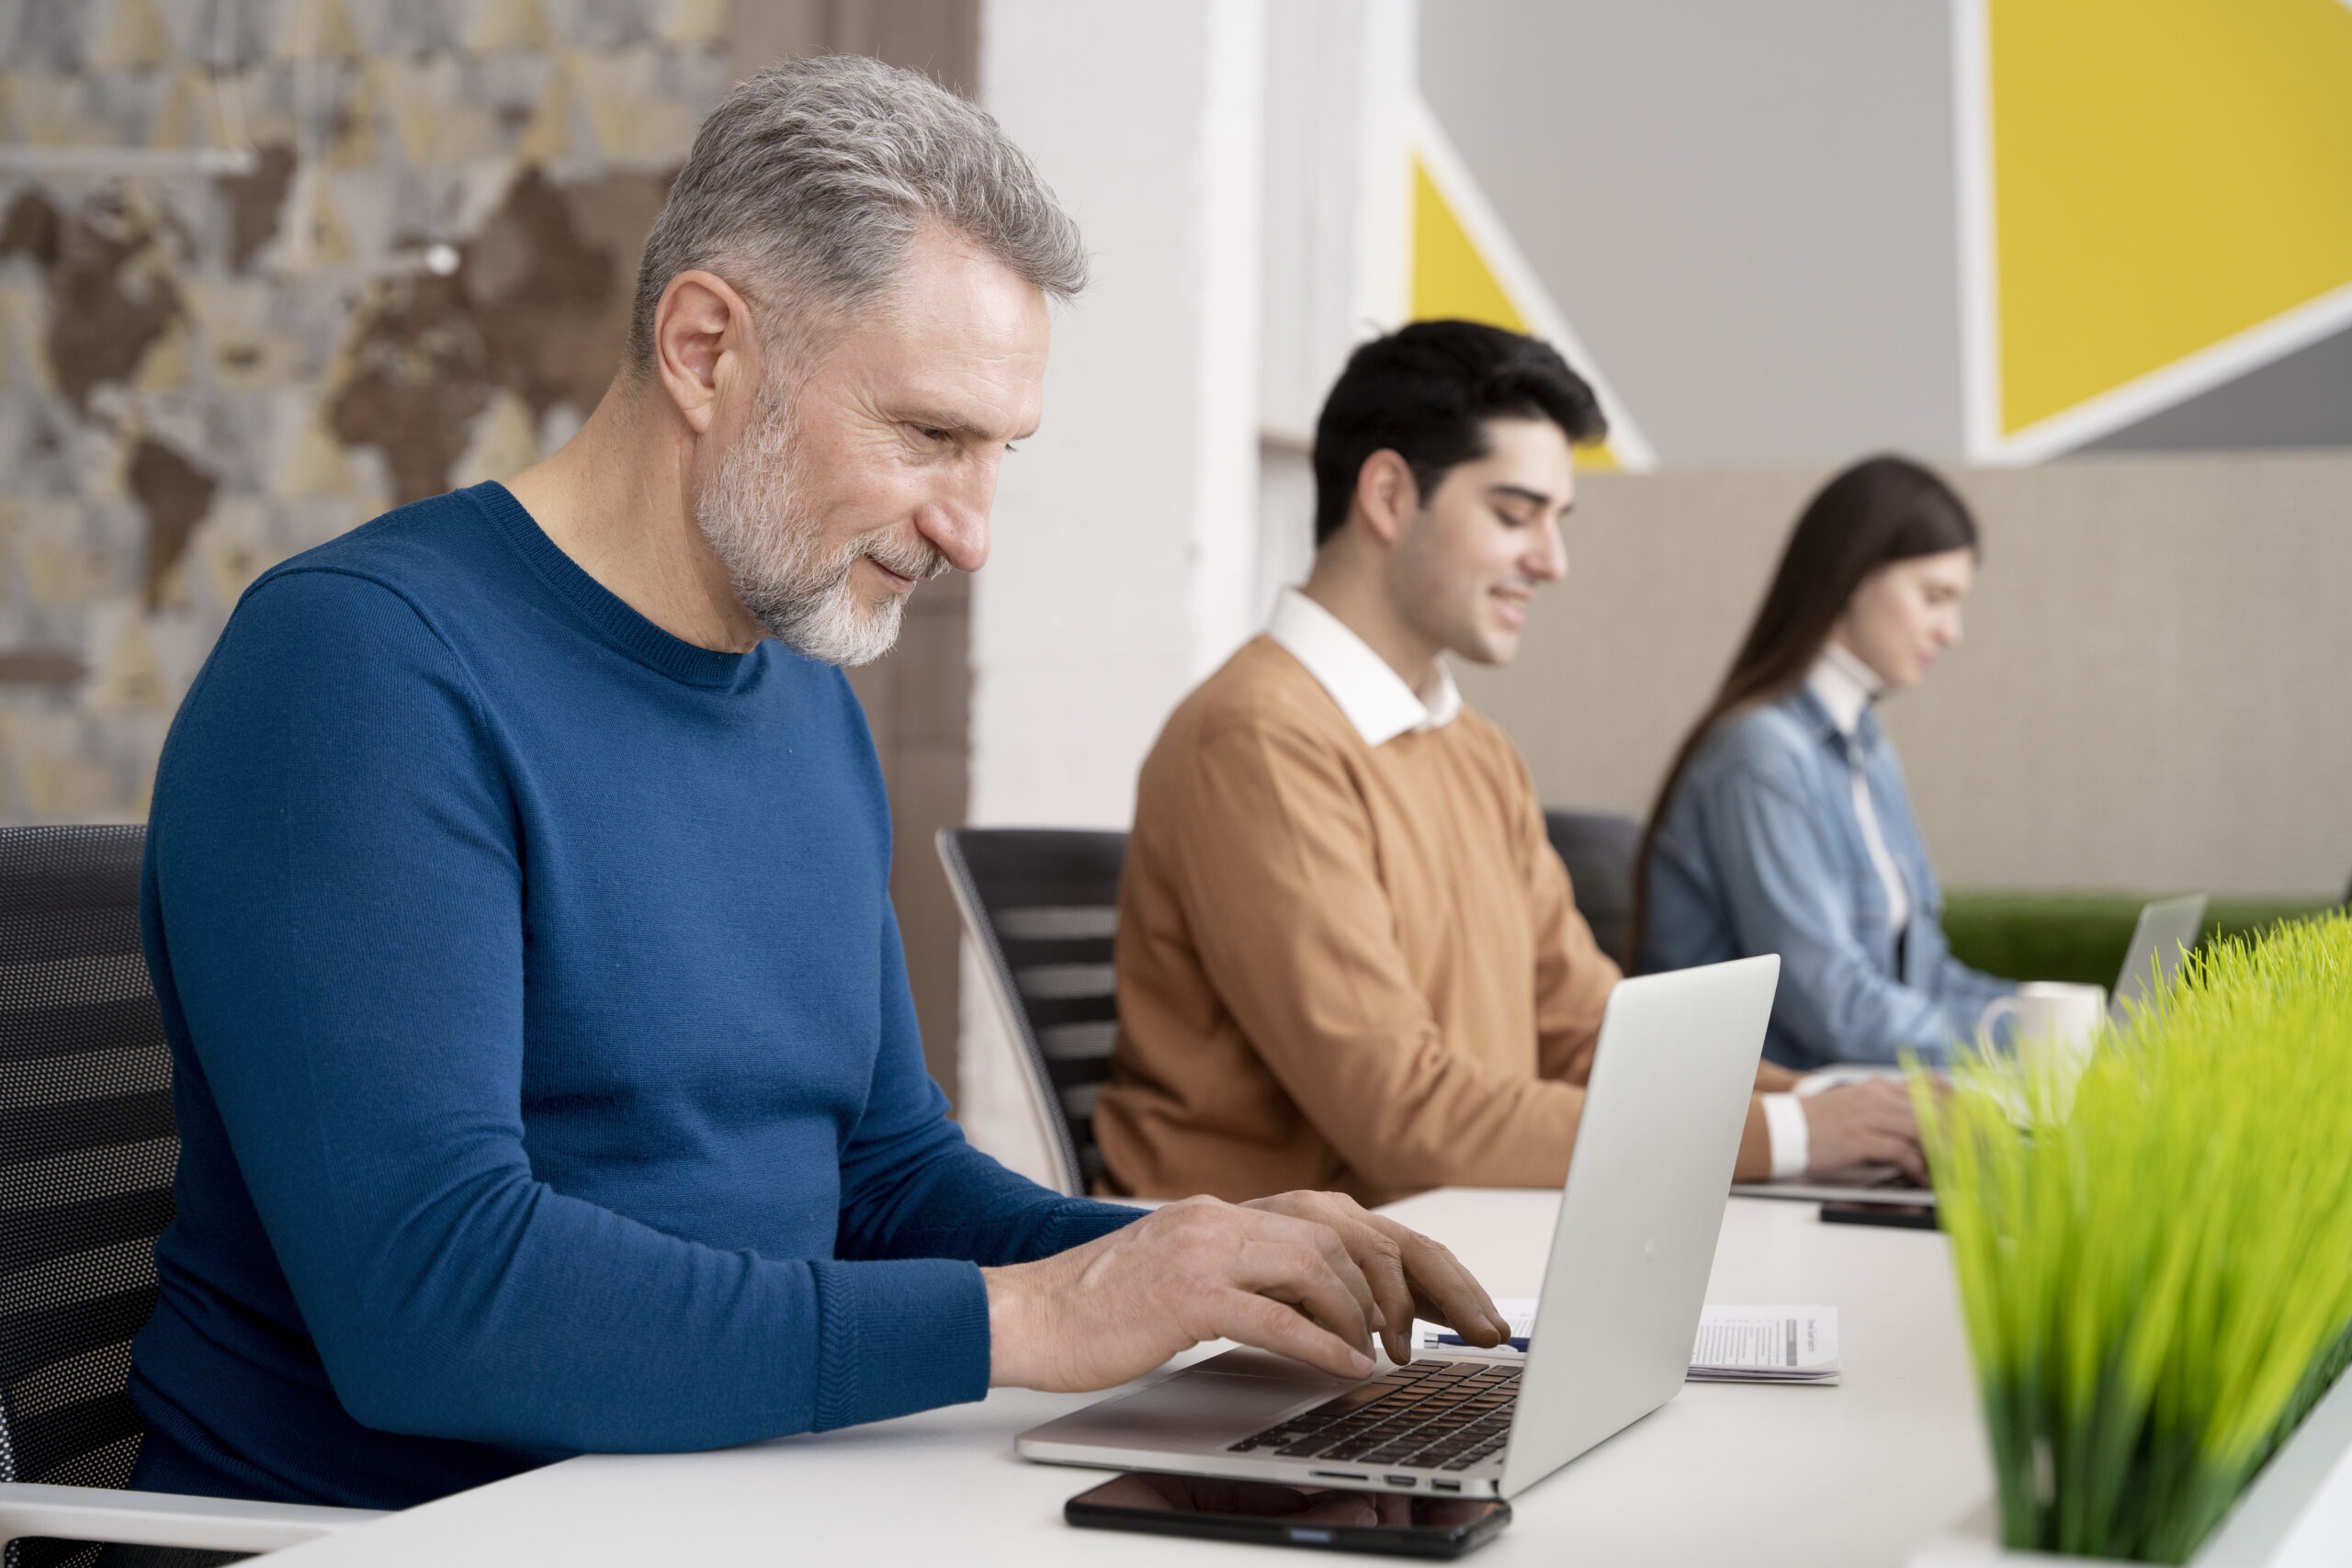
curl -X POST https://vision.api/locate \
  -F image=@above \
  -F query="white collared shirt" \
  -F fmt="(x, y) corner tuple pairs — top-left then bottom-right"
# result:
(1266, 588), (1462, 745)
(1264, 588), (1809, 1177)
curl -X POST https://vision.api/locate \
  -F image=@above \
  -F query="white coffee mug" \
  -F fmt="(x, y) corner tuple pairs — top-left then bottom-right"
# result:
(1978, 981), (2109, 1076)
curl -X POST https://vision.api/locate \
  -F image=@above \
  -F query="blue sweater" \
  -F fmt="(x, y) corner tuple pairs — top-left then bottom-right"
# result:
(128, 483), (1136, 1509)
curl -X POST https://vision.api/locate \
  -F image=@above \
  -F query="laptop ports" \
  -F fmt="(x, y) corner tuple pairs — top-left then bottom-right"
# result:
(1430, 1479), (1462, 1493)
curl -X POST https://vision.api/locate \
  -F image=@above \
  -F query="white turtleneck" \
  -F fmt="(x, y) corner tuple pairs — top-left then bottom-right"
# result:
(1807, 641), (1911, 935)
(1750, 643), (1916, 1180)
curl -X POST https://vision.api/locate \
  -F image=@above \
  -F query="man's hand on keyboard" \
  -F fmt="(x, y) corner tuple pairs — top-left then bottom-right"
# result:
(1801, 1078), (1928, 1182)
(982, 1192), (1507, 1392)
(1240, 1190), (1507, 1366)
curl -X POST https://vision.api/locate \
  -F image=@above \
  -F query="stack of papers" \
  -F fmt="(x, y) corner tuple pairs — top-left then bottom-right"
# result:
(1687, 1304), (1841, 1383)
(1410, 1299), (1842, 1385)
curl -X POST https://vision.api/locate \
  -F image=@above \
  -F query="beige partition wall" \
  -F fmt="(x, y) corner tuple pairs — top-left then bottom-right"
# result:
(1454, 450), (2352, 900)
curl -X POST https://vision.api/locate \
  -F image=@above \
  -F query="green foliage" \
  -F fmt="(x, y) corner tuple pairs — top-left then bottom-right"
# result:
(1941, 892), (2337, 989)
(1916, 911), (2352, 1562)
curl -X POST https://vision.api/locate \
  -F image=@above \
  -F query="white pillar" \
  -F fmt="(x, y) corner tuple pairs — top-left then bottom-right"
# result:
(1258, 0), (1416, 444)
(961, 0), (1266, 1166)
(970, 0), (1266, 832)
(1254, 0), (1417, 626)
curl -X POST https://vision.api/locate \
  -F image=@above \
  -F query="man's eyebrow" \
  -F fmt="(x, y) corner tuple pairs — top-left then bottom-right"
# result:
(1487, 484), (1556, 509)
(903, 406), (1036, 443)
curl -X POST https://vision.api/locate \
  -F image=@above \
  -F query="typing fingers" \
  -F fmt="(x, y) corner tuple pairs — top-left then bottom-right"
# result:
(1238, 1193), (1505, 1360)
(1861, 1078), (1920, 1123)
(1236, 1195), (1387, 1334)
(1289, 1205), (1419, 1362)
(1857, 1088), (1928, 1180)
(1384, 1222), (1504, 1350)
(1234, 1238), (1376, 1359)
(1285, 1213), (1383, 1333)
(1851, 1124), (1928, 1182)
(1219, 1287), (1376, 1380)
(1885, 1136), (1930, 1185)
(1356, 1235), (1420, 1366)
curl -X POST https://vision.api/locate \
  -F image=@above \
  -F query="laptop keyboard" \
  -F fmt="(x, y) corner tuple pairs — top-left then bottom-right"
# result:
(1225, 1358), (1520, 1472)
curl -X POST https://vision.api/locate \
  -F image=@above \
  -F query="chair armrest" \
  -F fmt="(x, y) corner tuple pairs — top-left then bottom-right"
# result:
(0, 1483), (388, 1553)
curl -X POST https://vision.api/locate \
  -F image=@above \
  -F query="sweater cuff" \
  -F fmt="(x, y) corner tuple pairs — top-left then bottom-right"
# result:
(808, 1258), (990, 1431)
(1033, 1198), (1148, 1256)
(1759, 1093), (1809, 1179)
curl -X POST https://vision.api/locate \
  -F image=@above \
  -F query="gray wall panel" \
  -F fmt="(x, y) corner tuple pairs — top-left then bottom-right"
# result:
(1455, 452), (2352, 899)
(2084, 325), (2352, 454)
(1419, 0), (1967, 465)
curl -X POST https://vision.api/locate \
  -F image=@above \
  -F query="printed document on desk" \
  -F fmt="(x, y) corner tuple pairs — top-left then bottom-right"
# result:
(1731, 1166), (1938, 1207)
(1412, 1299), (1842, 1384)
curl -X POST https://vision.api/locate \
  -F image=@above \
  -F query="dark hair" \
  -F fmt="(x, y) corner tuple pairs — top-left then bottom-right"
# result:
(1629, 455), (1980, 967)
(1311, 320), (1606, 545)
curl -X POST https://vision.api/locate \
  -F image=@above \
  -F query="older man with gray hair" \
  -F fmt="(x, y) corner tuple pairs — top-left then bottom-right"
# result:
(130, 57), (1501, 1512)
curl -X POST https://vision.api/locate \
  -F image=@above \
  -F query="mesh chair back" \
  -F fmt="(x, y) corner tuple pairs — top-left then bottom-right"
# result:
(935, 829), (1125, 1197)
(0, 826), (175, 1568)
(1544, 811), (1641, 968)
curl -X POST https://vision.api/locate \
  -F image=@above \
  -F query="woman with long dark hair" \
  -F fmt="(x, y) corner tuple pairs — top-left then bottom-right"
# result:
(1636, 455), (2017, 1070)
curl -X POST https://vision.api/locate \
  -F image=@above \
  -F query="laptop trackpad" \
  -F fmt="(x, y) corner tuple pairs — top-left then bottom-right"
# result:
(1026, 1351), (1359, 1447)
(1187, 1347), (1369, 1383)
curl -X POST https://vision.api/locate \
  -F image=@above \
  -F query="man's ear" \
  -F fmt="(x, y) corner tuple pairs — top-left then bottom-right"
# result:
(1350, 449), (1420, 547)
(652, 270), (760, 435)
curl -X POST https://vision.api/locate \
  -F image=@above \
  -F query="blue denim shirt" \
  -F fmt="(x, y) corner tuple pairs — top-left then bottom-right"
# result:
(1639, 686), (2014, 1068)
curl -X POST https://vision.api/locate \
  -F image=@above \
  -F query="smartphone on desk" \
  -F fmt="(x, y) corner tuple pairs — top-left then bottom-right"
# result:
(1821, 1199), (1939, 1231)
(1067, 1472), (1510, 1558)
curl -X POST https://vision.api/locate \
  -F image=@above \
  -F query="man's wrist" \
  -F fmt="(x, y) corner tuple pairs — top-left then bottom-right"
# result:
(981, 1263), (1034, 1387)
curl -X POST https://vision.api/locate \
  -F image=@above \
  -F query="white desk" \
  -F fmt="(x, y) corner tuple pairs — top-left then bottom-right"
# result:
(264, 1193), (1988, 1565)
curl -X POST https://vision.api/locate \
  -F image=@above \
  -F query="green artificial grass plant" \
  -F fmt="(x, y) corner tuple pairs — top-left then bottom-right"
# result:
(1916, 910), (2352, 1562)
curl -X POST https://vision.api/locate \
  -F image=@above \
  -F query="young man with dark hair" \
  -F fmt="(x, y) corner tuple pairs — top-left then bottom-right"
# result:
(1095, 321), (1924, 1204)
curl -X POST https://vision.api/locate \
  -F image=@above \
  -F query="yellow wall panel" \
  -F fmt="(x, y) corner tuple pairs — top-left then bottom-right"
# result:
(1408, 158), (1615, 468)
(1992, 0), (2352, 434)
(1410, 159), (1526, 333)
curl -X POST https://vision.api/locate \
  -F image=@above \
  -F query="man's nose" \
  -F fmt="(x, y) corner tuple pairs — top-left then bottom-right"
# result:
(915, 503), (989, 573)
(1526, 517), (1569, 583)
(915, 469), (992, 573)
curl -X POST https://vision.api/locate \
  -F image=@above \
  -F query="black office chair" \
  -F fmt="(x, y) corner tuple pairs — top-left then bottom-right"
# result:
(1543, 811), (1642, 968)
(0, 827), (380, 1568)
(935, 829), (1125, 1198)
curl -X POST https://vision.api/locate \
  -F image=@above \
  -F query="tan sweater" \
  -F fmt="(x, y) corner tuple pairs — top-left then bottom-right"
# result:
(1095, 636), (1777, 1207)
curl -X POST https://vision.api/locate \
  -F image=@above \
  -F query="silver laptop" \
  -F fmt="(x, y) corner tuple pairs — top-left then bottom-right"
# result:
(2110, 894), (2205, 1023)
(1016, 954), (1780, 1501)
(1732, 893), (2211, 1207)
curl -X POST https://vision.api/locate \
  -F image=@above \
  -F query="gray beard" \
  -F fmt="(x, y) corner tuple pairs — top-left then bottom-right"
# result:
(693, 396), (946, 668)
